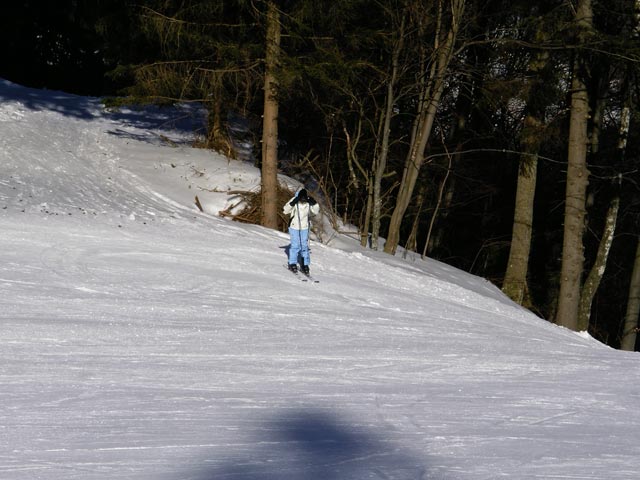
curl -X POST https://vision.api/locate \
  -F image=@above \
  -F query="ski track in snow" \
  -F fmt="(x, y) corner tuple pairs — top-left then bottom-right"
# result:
(1, 80), (640, 479)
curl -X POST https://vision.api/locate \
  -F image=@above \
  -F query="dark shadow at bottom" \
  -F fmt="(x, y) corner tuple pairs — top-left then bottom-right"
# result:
(189, 409), (443, 480)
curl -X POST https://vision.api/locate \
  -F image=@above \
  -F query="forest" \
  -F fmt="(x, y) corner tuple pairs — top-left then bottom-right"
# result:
(2, 0), (640, 351)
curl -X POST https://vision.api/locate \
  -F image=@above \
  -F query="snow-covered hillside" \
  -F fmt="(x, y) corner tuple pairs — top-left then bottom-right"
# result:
(1, 79), (639, 479)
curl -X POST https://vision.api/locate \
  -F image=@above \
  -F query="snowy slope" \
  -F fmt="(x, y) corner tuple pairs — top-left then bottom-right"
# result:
(1, 79), (639, 480)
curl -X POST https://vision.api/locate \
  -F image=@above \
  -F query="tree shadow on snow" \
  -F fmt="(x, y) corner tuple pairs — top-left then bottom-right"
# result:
(103, 103), (206, 146)
(0, 79), (99, 120)
(191, 409), (440, 480)
(0, 79), (204, 142)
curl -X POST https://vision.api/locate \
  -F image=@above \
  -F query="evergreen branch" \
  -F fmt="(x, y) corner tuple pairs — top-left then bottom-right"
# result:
(138, 6), (255, 28)
(137, 60), (262, 74)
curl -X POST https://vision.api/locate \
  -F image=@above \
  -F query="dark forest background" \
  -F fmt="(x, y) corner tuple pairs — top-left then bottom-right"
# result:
(2, 0), (640, 350)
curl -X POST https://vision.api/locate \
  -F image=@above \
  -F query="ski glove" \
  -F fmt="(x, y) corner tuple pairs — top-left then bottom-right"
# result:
(289, 198), (299, 206)
(308, 197), (317, 206)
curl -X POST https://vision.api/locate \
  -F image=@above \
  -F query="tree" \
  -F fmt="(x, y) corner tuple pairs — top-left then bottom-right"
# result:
(622, 238), (640, 350)
(127, 0), (262, 146)
(502, 34), (554, 305)
(620, 0), (640, 350)
(370, 4), (408, 251)
(384, 0), (466, 255)
(577, 195), (619, 331)
(556, 0), (594, 330)
(261, 0), (281, 229)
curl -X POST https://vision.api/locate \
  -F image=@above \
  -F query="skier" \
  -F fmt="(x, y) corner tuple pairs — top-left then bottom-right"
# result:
(283, 188), (319, 274)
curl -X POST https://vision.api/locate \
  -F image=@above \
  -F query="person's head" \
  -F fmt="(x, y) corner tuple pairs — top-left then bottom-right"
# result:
(297, 188), (308, 203)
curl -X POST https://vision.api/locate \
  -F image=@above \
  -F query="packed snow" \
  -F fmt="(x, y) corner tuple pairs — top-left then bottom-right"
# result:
(1, 79), (639, 479)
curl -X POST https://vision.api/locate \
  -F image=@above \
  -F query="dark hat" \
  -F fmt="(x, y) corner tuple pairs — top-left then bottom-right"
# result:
(297, 188), (308, 201)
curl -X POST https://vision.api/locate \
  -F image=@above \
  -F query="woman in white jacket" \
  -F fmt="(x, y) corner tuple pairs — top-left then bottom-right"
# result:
(283, 188), (319, 274)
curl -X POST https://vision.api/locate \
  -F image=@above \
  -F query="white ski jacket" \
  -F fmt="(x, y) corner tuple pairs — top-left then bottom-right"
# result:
(283, 196), (319, 230)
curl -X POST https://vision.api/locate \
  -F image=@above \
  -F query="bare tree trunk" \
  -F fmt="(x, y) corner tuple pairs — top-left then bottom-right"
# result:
(617, 84), (637, 350)
(502, 153), (538, 304)
(577, 196), (619, 331)
(360, 175), (373, 247)
(622, 238), (640, 351)
(577, 67), (630, 332)
(502, 43), (551, 304)
(617, 0), (640, 351)
(342, 116), (371, 244)
(371, 12), (406, 251)
(384, 0), (465, 255)
(260, 0), (281, 229)
(422, 144), (452, 259)
(556, 0), (593, 330)
(404, 187), (426, 259)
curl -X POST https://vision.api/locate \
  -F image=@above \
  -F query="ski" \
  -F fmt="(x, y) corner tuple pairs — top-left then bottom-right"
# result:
(300, 271), (319, 283)
(285, 265), (308, 282)
(284, 265), (319, 283)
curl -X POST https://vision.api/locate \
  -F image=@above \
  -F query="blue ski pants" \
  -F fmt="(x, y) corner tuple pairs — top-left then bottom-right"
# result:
(289, 228), (310, 266)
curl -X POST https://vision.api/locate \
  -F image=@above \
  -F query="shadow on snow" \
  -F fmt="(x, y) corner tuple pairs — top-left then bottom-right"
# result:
(0, 79), (205, 143)
(188, 409), (440, 480)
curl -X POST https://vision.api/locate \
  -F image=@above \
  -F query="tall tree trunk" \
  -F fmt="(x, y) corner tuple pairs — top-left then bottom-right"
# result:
(371, 12), (406, 251)
(502, 152), (538, 305)
(577, 70), (630, 332)
(207, 75), (226, 150)
(260, 0), (281, 229)
(556, 0), (593, 330)
(422, 145), (452, 259)
(502, 42), (551, 305)
(617, 0), (640, 352)
(577, 196), (619, 331)
(426, 40), (483, 255)
(404, 187), (426, 258)
(617, 83), (636, 350)
(384, 0), (465, 255)
(360, 175), (373, 247)
(622, 238), (640, 351)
